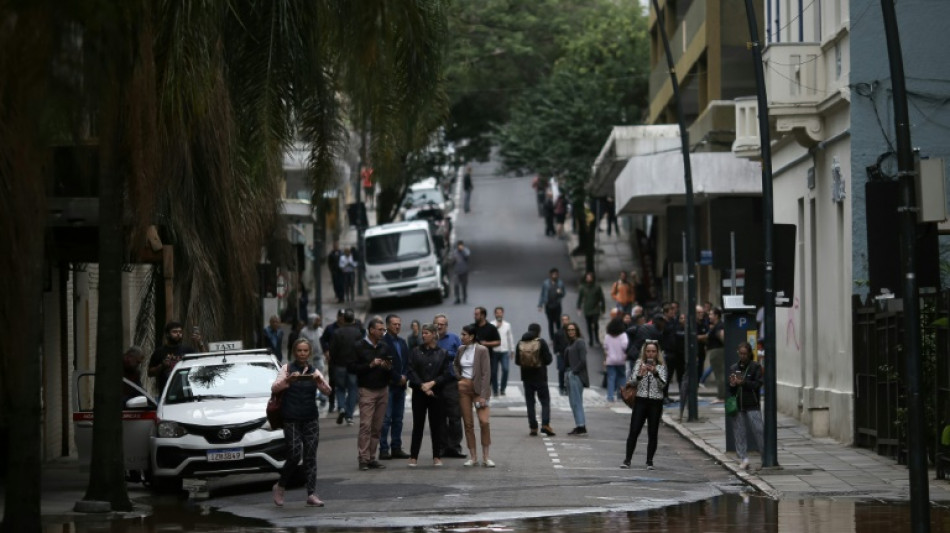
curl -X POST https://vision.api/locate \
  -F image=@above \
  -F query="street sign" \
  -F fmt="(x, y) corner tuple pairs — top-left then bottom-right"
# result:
(276, 274), (287, 298)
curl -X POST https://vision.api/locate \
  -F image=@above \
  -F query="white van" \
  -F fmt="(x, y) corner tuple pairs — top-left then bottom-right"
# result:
(362, 220), (445, 307)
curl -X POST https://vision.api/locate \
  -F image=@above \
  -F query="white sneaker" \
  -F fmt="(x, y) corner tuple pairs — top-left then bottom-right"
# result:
(739, 458), (750, 470)
(463, 459), (477, 467)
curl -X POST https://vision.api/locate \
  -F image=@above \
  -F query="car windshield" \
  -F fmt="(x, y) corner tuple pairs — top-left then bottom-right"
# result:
(365, 229), (431, 265)
(404, 188), (444, 208)
(163, 362), (276, 404)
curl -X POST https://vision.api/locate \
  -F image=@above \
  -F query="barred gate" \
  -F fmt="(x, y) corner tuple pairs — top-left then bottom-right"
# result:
(852, 291), (950, 465)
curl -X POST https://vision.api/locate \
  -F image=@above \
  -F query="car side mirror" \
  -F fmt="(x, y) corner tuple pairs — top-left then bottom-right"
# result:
(125, 395), (150, 410)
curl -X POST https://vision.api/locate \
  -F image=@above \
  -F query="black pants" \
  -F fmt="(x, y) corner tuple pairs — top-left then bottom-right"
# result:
(584, 314), (600, 345)
(523, 380), (551, 428)
(439, 381), (463, 455)
(625, 398), (663, 464)
(664, 352), (685, 398)
(410, 390), (445, 459)
(279, 418), (320, 495)
(544, 303), (562, 341)
(330, 271), (344, 302)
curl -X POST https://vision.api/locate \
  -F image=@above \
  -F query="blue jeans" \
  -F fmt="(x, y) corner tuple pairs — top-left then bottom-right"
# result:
(567, 373), (586, 427)
(490, 351), (510, 394)
(332, 366), (358, 419)
(380, 386), (406, 453)
(606, 365), (625, 401)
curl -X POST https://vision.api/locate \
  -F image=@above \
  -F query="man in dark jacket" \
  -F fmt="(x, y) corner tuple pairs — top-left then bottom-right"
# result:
(379, 314), (410, 460)
(350, 317), (393, 470)
(516, 323), (555, 437)
(329, 309), (362, 425)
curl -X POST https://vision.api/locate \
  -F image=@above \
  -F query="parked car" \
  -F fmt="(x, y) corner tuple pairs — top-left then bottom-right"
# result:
(139, 348), (286, 491)
(399, 177), (454, 220)
(363, 220), (445, 308)
(72, 372), (157, 478)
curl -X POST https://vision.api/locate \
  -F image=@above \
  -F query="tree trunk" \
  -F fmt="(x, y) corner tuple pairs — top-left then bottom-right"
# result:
(81, 103), (132, 510)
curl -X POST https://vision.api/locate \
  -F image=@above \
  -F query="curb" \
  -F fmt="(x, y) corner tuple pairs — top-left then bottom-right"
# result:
(662, 413), (780, 499)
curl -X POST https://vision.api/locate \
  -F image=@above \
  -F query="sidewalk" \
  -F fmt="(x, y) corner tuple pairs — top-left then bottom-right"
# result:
(567, 224), (950, 502)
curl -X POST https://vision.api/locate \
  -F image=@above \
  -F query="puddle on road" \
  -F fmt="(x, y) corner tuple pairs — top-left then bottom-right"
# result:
(46, 495), (950, 532)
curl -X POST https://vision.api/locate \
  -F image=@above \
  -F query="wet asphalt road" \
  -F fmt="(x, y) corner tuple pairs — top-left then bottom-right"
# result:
(145, 162), (745, 529)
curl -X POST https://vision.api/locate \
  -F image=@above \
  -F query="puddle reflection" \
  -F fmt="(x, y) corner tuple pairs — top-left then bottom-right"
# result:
(46, 495), (950, 532)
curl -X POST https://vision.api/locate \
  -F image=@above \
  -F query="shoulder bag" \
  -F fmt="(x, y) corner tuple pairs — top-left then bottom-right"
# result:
(266, 390), (285, 429)
(620, 381), (638, 409)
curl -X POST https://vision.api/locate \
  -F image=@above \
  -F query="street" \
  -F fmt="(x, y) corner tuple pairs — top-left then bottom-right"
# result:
(201, 161), (740, 528)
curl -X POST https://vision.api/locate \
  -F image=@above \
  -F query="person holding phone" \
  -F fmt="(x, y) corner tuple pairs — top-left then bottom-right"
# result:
(271, 338), (331, 507)
(350, 317), (394, 471)
(455, 324), (493, 467)
(620, 340), (668, 470)
(728, 342), (764, 470)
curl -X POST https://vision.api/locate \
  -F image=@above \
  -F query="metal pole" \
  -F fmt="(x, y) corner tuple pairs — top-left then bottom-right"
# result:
(730, 231), (737, 296)
(879, 1), (929, 530)
(652, 0), (698, 422)
(742, 0), (779, 467)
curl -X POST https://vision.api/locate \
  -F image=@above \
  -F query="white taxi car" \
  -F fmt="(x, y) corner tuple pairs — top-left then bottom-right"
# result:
(144, 348), (285, 490)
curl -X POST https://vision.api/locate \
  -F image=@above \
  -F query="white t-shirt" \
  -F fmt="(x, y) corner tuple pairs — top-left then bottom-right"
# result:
(495, 319), (515, 353)
(459, 344), (477, 379)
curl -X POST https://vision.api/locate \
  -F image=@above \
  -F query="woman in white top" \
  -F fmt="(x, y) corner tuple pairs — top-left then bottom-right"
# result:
(602, 317), (629, 402)
(454, 324), (493, 467)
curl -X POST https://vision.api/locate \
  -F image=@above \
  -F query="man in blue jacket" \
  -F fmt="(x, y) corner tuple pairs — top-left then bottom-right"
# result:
(379, 314), (410, 460)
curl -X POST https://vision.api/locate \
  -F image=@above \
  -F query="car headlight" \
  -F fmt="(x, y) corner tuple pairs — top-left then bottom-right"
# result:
(157, 420), (187, 438)
(420, 263), (436, 275)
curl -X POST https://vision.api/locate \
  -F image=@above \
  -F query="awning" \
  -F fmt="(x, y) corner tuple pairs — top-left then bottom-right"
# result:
(590, 125), (680, 197)
(615, 152), (762, 215)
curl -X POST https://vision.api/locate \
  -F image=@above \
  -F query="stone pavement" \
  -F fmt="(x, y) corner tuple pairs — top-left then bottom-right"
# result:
(569, 222), (950, 503)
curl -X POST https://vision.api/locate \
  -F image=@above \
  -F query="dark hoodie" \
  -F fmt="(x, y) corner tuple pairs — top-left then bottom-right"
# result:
(515, 326), (553, 383)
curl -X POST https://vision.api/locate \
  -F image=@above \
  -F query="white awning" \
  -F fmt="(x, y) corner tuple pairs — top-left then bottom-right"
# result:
(615, 152), (763, 214)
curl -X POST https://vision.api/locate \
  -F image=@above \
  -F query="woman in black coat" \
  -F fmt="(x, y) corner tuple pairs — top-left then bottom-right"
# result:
(406, 323), (454, 467)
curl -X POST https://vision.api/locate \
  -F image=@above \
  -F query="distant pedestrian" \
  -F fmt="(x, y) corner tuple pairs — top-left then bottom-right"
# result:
(516, 323), (555, 437)
(532, 175), (547, 216)
(621, 340), (667, 470)
(602, 318), (628, 403)
(261, 315), (284, 361)
(452, 241), (471, 305)
(328, 241), (345, 304)
(604, 196), (620, 236)
(463, 164), (474, 213)
(407, 319), (423, 352)
(564, 322), (589, 436)
(576, 271), (606, 346)
(553, 194), (568, 238)
(699, 308), (725, 400)
(610, 271), (635, 316)
(542, 190), (556, 236)
(329, 309), (361, 425)
(728, 342), (764, 471)
(340, 247), (358, 302)
(455, 324), (493, 467)
(538, 268), (566, 341)
(300, 313), (325, 373)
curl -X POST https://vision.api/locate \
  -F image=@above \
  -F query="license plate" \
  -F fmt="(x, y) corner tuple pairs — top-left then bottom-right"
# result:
(206, 448), (244, 462)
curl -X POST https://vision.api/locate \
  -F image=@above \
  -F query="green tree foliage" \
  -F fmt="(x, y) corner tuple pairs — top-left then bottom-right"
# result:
(445, 0), (647, 164)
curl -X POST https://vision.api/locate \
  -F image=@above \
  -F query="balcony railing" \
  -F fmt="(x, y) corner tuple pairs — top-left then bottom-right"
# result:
(732, 96), (760, 159)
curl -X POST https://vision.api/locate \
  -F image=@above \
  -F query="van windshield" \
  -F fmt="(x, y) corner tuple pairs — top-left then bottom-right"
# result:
(365, 229), (431, 265)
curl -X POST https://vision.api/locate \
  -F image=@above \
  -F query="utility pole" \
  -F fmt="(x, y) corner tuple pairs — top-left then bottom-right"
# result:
(651, 0), (698, 421)
(879, 1), (929, 530)
(742, 0), (779, 469)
